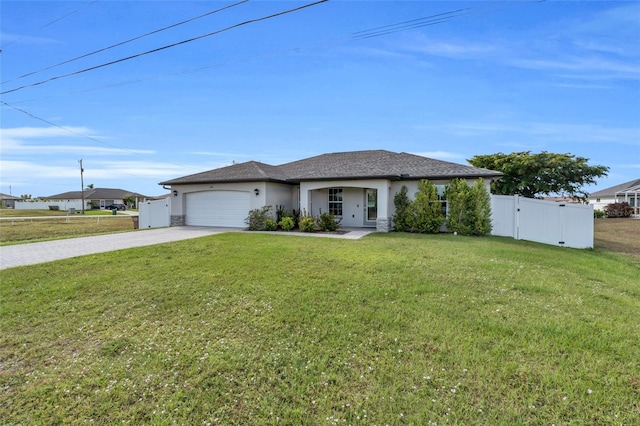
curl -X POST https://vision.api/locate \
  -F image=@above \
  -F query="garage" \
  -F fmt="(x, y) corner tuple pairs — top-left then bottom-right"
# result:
(185, 191), (251, 227)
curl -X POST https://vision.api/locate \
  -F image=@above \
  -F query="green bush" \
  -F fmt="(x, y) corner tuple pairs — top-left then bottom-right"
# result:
(265, 219), (278, 231)
(299, 216), (316, 232)
(279, 216), (295, 231)
(408, 180), (445, 233)
(245, 206), (272, 231)
(446, 178), (492, 236)
(392, 185), (412, 232)
(594, 209), (606, 219)
(316, 211), (341, 232)
(275, 205), (287, 223)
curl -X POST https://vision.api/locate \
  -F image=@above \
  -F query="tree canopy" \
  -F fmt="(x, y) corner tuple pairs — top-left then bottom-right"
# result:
(468, 151), (609, 202)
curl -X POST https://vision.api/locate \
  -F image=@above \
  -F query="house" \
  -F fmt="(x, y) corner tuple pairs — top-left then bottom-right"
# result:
(159, 150), (502, 231)
(588, 179), (640, 215)
(0, 193), (21, 208)
(45, 188), (148, 209)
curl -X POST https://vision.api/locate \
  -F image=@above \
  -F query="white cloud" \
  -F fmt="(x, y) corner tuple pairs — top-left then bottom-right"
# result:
(0, 126), (154, 155)
(436, 121), (640, 146)
(1, 126), (94, 140)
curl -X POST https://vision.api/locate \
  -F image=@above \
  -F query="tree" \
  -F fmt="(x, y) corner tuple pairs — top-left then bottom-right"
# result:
(468, 151), (608, 203)
(392, 185), (412, 232)
(408, 180), (445, 233)
(468, 179), (492, 235)
(445, 179), (473, 235)
(445, 178), (493, 236)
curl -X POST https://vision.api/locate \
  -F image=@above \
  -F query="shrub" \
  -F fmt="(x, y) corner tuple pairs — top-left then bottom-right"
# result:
(316, 211), (341, 232)
(265, 219), (278, 231)
(299, 216), (316, 232)
(245, 206), (273, 231)
(275, 205), (287, 223)
(392, 185), (412, 232)
(445, 179), (472, 235)
(48, 205), (60, 211)
(279, 216), (295, 231)
(594, 209), (606, 219)
(408, 180), (445, 233)
(604, 202), (634, 218)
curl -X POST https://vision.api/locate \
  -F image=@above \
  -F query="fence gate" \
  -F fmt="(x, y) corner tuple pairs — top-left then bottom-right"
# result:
(491, 195), (593, 249)
(139, 199), (171, 229)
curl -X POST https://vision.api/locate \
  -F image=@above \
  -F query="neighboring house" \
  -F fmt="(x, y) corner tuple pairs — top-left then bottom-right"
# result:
(0, 193), (21, 208)
(588, 179), (640, 214)
(45, 188), (148, 209)
(159, 150), (503, 231)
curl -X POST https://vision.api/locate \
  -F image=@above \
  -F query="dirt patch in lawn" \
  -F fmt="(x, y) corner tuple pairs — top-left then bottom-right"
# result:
(594, 218), (640, 258)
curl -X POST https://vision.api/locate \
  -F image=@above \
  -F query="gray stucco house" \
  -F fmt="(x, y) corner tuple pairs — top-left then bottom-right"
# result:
(0, 193), (21, 208)
(160, 150), (502, 232)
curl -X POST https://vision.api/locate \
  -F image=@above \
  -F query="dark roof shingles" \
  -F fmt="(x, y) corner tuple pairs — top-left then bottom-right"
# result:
(160, 150), (502, 185)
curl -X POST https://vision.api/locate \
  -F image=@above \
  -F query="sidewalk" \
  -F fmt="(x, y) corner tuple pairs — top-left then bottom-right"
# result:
(0, 227), (373, 270)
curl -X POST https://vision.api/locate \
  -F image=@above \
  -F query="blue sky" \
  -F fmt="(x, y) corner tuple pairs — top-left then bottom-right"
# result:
(1, 0), (639, 198)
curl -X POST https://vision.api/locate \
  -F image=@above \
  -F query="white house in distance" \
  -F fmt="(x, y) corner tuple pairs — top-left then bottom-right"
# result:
(159, 150), (503, 232)
(588, 179), (640, 215)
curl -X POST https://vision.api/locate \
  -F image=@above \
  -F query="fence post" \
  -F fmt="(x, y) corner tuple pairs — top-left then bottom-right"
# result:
(514, 194), (520, 240)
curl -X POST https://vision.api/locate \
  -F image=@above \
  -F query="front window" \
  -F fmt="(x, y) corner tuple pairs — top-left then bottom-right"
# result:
(329, 188), (343, 216)
(436, 185), (447, 216)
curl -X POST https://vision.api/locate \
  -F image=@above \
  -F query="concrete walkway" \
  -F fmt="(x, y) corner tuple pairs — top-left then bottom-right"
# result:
(0, 227), (373, 270)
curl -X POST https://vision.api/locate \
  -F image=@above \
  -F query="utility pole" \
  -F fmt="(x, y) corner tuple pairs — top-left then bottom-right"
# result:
(79, 159), (85, 214)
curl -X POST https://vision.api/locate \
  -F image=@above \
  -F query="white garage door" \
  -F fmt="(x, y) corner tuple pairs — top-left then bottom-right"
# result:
(185, 191), (250, 227)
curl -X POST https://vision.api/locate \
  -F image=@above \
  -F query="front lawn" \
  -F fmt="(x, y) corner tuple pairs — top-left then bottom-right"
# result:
(0, 216), (136, 245)
(1, 233), (638, 424)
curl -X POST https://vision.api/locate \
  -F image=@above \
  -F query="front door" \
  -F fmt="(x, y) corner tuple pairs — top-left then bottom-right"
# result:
(365, 189), (377, 226)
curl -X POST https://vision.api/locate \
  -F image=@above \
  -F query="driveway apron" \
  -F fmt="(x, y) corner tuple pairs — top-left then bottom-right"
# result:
(0, 227), (232, 270)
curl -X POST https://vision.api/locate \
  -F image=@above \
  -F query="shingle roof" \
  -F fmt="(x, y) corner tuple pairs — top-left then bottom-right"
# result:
(160, 150), (502, 185)
(0, 193), (21, 200)
(589, 179), (640, 197)
(160, 161), (289, 185)
(46, 188), (147, 199)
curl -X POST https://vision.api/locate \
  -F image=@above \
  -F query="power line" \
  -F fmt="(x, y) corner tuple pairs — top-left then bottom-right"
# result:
(5, 0), (539, 107)
(0, 0), (329, 96)
(1, 101), (201, 172)
(0, 0), (99, 50)
(5, 2), (518, 105)
(1, 0), (249, 84)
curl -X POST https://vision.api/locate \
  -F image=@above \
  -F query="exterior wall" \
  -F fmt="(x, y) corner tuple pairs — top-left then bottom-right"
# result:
(265, 182), (295, 216)
(169, 182), (268, 218)
(2, 199), (17, 208)
(300, 179), (391, 231)
(589, 196), (615, 212)
(589, 195), (639, 212)
(167, 182), (296, 225)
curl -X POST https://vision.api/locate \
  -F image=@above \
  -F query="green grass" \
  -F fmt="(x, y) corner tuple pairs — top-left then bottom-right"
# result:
(1, 233), (638, 425)
(0, 216), (135, 245)
(0, 209), (118, 217)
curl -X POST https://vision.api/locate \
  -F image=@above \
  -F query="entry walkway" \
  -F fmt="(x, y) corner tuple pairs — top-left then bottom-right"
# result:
(0, 227), (373, 270)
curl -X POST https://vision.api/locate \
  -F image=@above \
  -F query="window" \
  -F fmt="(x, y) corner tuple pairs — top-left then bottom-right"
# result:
(436, 185), (447, 216)
(329, 188), (343, 216)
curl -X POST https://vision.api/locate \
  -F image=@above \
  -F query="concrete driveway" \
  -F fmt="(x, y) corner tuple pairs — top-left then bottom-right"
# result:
(0, 227), (372, 270)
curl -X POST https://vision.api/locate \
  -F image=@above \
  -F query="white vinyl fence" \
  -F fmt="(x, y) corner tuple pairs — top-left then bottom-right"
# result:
(139, 198), (171, 229)
(15, 200), (85, 211)
(491, 195), (594, 249)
